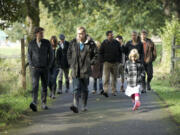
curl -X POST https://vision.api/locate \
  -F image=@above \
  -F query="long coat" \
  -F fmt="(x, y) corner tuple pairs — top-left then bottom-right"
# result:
(67, 36), (98, 78)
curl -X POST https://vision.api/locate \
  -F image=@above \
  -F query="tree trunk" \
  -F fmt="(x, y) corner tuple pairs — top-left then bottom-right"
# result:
(25, 0), (40, 42)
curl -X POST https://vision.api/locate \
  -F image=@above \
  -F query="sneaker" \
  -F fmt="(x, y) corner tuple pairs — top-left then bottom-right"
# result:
(70, 105), (79, 113)
(65, 89), (69, 93)
(112, 92), (117, 96)
(120, 86), (125, 92)
(81, 106), (88, 112)
(30, 102), (37, 112)
(100, 90), (104, 95)
(51, 95), (56, 99)
(132, 100), (141, 111)
(57, 90), (62, 94)
(41, 104), (48, 110)
(141, 90), (146, 94)
(147, 82), (151, 91)
(102, 92), (109, 98)
(92, 90), (96, 94)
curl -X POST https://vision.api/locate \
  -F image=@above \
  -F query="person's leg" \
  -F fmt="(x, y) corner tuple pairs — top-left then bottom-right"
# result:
(48, 71), (53, 97)
(64, 68), (70, 93)
(146, 62), (153, 90)
(40, 68), (49, 109)
(30, 68), (40, 111)
(142, 63), (148, 93)
(70, 78), (81, 113)
(132, 93), (141, 111)
(111, 63), (118, 95)
(81, 78), (89, 111)
(51, 68), (59, 98)
(57, 68), (63, 94)
(103, 62), (111, 97)
(99, 78), (103, 92)
(119, 64), (125, 92)
(92, 78), (97, 94)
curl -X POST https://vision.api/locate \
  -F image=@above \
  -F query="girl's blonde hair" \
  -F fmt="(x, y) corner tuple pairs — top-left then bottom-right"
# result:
(128, 49), (139, 61)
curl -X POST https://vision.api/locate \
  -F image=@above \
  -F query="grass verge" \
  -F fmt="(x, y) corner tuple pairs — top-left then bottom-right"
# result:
(152, 76), (180, 125)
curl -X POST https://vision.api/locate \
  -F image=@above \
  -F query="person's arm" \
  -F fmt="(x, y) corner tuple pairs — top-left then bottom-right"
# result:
(90, 41), (98, 65)
(124, 61), (128, 80)
(99, 41), (105, 63)
(27, 42), (33, 67)
(152, 41), (157, 61)
(67, 41), (73, 66)
(48, 41), (53, 69)
(140, 42), (144, 64)
(56, 48), (61, 68)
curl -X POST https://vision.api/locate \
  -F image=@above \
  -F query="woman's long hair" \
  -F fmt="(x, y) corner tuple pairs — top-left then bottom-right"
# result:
(50, 36), (58, 48)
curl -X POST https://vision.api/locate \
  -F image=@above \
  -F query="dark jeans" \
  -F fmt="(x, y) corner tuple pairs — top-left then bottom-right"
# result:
(143, 62), (153, 83)
(72, 78), (89, 107)
(48, 67), (59, 94)
(93, 78), (103, 91)
(31, 67), (48, 104)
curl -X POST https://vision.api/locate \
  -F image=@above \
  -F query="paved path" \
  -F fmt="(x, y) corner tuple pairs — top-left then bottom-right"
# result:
(6, 78), (180, 135)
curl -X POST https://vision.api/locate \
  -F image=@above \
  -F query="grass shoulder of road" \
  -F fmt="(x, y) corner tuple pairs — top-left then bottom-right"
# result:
(152, 76), (180, 125)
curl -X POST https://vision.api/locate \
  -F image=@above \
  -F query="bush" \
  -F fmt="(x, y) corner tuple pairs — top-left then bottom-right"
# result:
(159, 16), (180, 73)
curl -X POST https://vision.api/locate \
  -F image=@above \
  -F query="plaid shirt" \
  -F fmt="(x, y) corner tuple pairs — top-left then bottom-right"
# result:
(124, 60), (145, 87)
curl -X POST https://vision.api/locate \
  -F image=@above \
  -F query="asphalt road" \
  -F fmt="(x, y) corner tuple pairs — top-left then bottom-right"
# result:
(5, 78), (180, 135)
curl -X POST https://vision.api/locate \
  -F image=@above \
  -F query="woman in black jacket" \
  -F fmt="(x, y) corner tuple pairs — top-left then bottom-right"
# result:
(48, 36), (59, 99)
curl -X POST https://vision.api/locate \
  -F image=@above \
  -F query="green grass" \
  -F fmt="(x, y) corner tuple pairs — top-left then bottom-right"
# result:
(0, 47), (21, 57)
(152, 77), (180, 124)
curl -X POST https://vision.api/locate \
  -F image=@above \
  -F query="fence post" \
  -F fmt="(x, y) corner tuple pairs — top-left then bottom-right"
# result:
(21, 38), (26, 90)
(171, 36), (175, 73)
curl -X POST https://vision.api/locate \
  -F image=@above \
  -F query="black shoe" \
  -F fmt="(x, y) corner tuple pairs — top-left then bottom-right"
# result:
(103, 92), (109, 98)
(41, 104), (48, 110)
(100, 90), (104, 95)
(112, 92), (117, 96)
(57, 90), (62, 94)
(147, 82), (151, 91)
(70, 105), (79, 113)
(141, 90), (146, 93)
(65, 89), (69, 93)
(30, 102), (37, 112)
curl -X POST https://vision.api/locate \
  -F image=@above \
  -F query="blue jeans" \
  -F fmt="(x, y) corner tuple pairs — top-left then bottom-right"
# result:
(72, 78), (89, 107)
(93, 78), (103, 91)
(48, 67), (59, 94)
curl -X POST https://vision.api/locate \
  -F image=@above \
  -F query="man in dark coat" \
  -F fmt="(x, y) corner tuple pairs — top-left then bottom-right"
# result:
(141, 30), (157, 92)
(27, 27), (53, 112)
(67, 26), (98, 113)
(99, 31), (122, 97)
(56, 34), (70, 94)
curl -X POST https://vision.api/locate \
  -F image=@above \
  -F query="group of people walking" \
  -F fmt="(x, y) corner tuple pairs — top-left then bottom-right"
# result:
(27, 26), (157, 113)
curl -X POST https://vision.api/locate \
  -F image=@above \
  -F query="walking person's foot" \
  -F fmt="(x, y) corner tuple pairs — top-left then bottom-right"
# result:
(112, 92), (117, 96)
(41, 103), (48, 110)
(65, 89), (69, 93)
(102, 92), (109, 98)
(70, 105), (79, 113)
(132, 100), (141, 111)
(92, 90), (96, 94)
(141, 90), (146, 93)
(81, 106), (88, 112)
(57, 90), (62, 94)
(30, 102), (37, 112)
(100, 90), (104, 95)
(120, 86), (125, 92)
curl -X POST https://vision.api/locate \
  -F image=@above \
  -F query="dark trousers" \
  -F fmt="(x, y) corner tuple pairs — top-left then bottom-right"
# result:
(48, 67), (59, 95)
(93, 78), (103, 91)
(31, 68), (48, 104)
(72, 78), (89, 107)
(142, 62), (153, 83)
